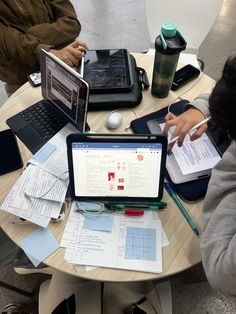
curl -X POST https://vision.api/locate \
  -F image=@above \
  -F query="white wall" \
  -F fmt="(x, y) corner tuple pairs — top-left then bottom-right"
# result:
(145, 0), (223, 51)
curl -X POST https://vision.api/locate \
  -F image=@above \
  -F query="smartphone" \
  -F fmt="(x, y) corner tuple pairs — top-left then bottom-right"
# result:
(0, 129), (23, 175)
(28, 71), (41, 87)
(171, 64), (200, 91)
(146, 118), (165, 136)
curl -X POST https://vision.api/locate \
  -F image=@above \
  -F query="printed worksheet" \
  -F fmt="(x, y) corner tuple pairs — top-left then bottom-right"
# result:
(160, 123), (221, 175)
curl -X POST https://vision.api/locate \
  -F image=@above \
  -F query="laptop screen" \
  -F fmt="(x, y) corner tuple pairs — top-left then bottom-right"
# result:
(67, 134), (167, 202)
(40, 49), (89, 131)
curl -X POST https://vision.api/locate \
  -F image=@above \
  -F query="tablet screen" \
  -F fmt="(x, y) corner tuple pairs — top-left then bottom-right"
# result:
(67, 134), (167, 202)
(83, 49), (133, 93)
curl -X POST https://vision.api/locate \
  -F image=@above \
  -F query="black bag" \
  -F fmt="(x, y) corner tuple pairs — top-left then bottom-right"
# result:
(88, 54), (149, 111)
(125, 296), (161, 314)
(52, 294), (76, 314)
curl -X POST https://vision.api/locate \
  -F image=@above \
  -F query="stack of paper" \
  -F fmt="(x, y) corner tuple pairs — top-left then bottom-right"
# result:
(1, 163), (68, 227)
(0, 123), (78, 227)
(61, 203), (169, 274)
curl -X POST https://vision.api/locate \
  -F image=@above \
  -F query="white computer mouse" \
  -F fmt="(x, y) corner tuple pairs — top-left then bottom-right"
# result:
(106, 112), (123, 129)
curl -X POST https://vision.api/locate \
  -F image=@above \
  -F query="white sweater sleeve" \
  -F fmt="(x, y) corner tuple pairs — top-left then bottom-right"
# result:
(185, 93), (210, 117)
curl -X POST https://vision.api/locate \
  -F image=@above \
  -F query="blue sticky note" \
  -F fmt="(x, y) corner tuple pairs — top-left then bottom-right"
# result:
(125, 227), (156, 261)
(24, 253), (41, 267)
(83, 215), (113, 232)
(32, 143), (56, 163)
(20, 227), (59, 267)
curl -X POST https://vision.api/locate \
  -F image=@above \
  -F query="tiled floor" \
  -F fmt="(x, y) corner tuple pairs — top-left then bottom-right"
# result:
(1, 0), (236, 312)
(0, 264), (48, 312)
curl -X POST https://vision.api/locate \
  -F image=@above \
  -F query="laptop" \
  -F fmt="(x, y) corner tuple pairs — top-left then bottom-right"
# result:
(66, 133), (167, 202)
(146, 118), (222, 184)
(7, 49), (89, 154)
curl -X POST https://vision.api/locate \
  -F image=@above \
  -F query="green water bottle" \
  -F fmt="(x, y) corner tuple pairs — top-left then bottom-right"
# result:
(151, 22), (187, 98)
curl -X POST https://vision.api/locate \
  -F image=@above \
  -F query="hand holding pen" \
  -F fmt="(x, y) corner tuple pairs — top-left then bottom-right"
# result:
(163, 108), (210, 149)
(169, 117), (210, 144)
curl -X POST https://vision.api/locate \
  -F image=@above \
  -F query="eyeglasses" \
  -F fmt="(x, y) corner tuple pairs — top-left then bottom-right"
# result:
(74, 200), (168, 216)
(75, 201), (106, 215)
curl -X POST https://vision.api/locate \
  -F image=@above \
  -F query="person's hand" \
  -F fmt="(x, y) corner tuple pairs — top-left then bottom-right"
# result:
(50, 39), (88, 67)
(163, 108), (207, 150)
(74, 39), (88, 52)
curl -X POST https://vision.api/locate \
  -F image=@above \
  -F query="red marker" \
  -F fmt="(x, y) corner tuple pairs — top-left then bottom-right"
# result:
(124, 209), (144, 216)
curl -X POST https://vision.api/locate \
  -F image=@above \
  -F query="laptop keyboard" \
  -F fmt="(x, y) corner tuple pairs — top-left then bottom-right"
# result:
(20, 100), (67, 141)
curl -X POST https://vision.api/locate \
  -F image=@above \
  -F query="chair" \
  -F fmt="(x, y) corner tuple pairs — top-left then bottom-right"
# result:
(144, 0), (223, 69)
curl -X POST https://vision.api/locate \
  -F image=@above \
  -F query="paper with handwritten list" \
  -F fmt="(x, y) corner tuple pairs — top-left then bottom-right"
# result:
(0, 123), (77, 227)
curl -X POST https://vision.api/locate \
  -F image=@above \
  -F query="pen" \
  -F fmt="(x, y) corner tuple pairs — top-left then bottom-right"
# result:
(106, 203), (166, 211)
(164, 181), (200, 236)
(168, 117), (211, 144)
(125, 209), (144, 216)
(109, 204), (160, 211)
(106, 201), (167, 209)
(146, 201), (167, 208)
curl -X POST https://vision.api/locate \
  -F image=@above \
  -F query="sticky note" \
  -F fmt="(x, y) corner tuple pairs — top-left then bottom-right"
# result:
(124, 227), (156, 261)
(83, 215), (113, 232)
(32, 143), (56, 163)
(20, 227), (59, 267)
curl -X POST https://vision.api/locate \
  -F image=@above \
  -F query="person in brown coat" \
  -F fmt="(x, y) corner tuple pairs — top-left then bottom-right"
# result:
(0, 0), (87, 96)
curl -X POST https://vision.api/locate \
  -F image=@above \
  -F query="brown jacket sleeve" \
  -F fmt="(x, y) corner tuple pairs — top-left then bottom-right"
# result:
(0, 0), (81, 68)
(26, 0), (81, 48)
(0, 23), (51, 68)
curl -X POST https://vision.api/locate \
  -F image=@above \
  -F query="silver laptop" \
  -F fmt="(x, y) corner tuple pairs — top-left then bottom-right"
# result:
(7, 49), (89, 154)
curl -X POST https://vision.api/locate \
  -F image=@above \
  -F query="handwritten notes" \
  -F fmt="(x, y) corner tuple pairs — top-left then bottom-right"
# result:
(61, 203), (164, 273)
(0, 124), (76, 227)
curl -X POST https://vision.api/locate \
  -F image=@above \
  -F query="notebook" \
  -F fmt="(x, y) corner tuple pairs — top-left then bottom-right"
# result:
(7, 49), (89, 154)
(66, 133), (167, 202)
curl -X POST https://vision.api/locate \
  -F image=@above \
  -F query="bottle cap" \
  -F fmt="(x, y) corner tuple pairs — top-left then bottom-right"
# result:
(161, 22), (177, 38)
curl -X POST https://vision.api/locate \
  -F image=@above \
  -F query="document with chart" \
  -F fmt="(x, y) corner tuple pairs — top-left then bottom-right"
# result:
(61, 204), (163, 273)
